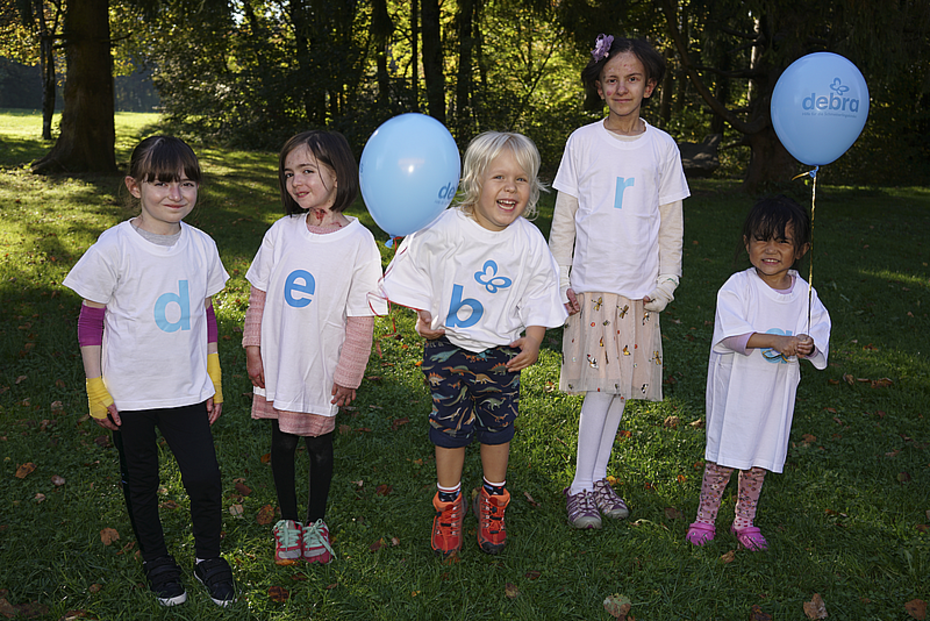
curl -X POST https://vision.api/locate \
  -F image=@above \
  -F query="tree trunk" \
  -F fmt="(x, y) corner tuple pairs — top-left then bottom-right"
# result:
(420, 0), (444, 124)
(32, 0), (116, 174)
(742, 125), (796, 192)
(410, 0), (419, 110)
(36, 3), (56, 142)
(453, 0), (475, 138)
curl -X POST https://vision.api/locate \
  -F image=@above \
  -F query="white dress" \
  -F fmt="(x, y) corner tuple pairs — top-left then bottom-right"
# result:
(705, 269), (831, 473)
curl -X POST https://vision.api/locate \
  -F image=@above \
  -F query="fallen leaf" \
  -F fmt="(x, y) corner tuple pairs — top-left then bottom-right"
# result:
(504, 583), (520, 600)
(391, 417), (410, 430)
(663, 415), (680, 429)
(15, 462), (36, 479)
(50, 401), (64, 412)
(15, 376), (27, 384)
(160, 500), (180, 509)
(268, 586), (290, 602)
(750, 604), (773, 621)
(88, 584), (102, 593)
(234, 481), (252, 496)
(291, 572), (307, 581)
(60, 610), (90, 620)
(664, 507), (683, 520)
(256, 504), (276, 525)
(0, 599), (15, 618)
(603, 593), (632, 619)
(898, 471), (912, 483)
(843, 373), (854, 385)
(260, 453), (271, 464)
(51, 475), (65, 487)
(870, 377), (893, 388)
(376, 484), (392, 496)
(803, 593), (828, 619)
(338, 424), (352, 435)
(229, 504), (244, 517)
(391, 536), (400, 546)
(720, 550), (736, 563)
(523, 491), (540, 508)
(525, 570), (541, 580)
(93, 435), (111, 449)
(689, 419), (705, 429)
(370, 538), (385, 552)
(34, 493), (45, 503)
(905, 599), (927, 620)
(99, 528), (120, 546)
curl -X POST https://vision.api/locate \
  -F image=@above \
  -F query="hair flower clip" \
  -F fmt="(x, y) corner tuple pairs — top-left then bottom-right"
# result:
(591, 34), (614, 62)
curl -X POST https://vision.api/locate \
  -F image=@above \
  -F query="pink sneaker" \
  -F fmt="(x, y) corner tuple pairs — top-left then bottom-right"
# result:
(302, 519), (335, 564)
(730, 524), (767, 551)
(686, 522), (716, 546)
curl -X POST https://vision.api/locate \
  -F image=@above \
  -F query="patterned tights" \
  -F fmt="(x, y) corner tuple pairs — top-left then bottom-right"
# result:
(695, 461), (766, 529)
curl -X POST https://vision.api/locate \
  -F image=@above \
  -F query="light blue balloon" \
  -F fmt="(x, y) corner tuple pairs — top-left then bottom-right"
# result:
(359, 113), (461, 237)
(771, 52), (870, 166)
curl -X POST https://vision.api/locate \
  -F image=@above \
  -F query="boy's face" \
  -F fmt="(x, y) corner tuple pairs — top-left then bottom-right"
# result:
(472, 149), (530, 232)
(596, 51), (656, 123)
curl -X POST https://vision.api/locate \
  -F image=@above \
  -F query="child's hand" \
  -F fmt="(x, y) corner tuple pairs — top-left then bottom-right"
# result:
(245, 346), (265, 388)
(643, 277), (678, 313)
(772, 334), (806, 358)
(206, 399), (223, 425)
(565, 288), (581, 315)
(415, 310), (445, 340)
(331, 383), (356, 407)
(796, 334), (815, 358)
(506, 327), (544, 372)
(94, 404), (121, 431)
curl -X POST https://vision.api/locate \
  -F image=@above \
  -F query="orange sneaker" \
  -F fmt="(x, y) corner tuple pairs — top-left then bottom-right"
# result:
(431, 491), (467, 558)
(474, 487), (510, 554)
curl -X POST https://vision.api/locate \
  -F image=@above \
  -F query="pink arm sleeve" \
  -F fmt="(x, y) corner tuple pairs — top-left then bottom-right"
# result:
(77, 304), (106, 347)
(242, 287), (266, 348)
(206, 304), (218, 343)
(720, 333), (753, 355)
(333, 316), (375, 389)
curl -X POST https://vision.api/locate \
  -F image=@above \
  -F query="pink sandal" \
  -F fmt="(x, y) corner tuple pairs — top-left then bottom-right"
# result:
(685, 522), (715, 546)
(730, 525), (768, 551)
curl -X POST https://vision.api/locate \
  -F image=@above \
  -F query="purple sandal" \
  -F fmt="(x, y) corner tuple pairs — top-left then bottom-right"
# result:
(686, 522), (716, 546)
(730, 525), (768, 551)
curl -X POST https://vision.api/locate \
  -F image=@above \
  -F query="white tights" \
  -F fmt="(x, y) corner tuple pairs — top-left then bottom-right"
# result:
(569, 391), (626, 495)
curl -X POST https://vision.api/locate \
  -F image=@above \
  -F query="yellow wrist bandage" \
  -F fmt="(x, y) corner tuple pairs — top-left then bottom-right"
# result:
(207, 352), (223, 404)
(85, 377), (114, 419)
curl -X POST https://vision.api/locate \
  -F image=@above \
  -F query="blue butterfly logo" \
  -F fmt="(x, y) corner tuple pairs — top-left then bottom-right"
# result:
(830, 78), (849, 96)
(474, 260), (512, 293)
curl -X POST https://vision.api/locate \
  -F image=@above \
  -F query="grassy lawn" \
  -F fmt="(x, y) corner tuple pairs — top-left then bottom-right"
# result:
(0, 111), (928, 620)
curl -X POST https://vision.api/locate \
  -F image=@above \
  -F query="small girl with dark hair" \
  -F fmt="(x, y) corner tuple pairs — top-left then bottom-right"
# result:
(549, 34), (690, 528)
(244, 130), (386, 565)
(686, 195), (831, 551)
(64, 135), (234, 607)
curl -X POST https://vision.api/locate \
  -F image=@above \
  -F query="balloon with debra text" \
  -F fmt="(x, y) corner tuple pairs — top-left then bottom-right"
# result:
(771, 52), (870, 166)
(359, 113), (461, 238)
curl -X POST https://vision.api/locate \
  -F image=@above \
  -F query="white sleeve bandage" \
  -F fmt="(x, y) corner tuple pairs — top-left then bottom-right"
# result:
(548, 191), (579, 301)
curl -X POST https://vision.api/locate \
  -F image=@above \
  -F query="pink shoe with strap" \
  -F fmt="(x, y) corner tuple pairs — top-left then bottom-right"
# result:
(730, 524), (768, 551)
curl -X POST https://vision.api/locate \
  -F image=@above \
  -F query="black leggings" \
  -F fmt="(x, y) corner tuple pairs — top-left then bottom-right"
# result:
(271, 420), (334, 524)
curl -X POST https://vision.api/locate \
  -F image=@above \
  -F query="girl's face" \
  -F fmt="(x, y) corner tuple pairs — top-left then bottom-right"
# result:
(126, 172), (198, 235)
(472, 149), (530, 232)
(744, 222), (808, 289)
(596, 51), (656, 124)
(283, 145), (337, 215)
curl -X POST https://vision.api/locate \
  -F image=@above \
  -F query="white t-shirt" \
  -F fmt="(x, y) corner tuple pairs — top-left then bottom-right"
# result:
(246, 215), (387, 416)
(63, 221), (229, 410)
(553, 120), (690, 297)
(705, 268), (831, 472)
(382, 208), (567, 352)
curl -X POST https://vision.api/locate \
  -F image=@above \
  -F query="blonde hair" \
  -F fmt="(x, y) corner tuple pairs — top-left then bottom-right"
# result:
(457, 131), (545, 220)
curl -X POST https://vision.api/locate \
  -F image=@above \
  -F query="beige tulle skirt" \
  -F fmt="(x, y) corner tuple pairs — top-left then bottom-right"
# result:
(559, 292), (663, 401)
(251, 395), (335, 437)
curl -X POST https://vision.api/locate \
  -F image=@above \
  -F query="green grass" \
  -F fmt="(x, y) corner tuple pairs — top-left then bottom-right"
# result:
(1, 111), (928, 620)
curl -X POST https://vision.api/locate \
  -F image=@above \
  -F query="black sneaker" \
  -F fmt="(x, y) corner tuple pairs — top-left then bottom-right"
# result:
(194, 557), (235, 607)
(143, 555), (187, 606)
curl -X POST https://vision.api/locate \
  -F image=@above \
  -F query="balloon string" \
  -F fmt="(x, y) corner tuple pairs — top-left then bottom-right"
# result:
(792, 166), (819, 334)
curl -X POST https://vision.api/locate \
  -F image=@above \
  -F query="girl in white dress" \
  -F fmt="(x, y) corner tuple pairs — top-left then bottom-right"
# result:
(687, 195), (831, 551)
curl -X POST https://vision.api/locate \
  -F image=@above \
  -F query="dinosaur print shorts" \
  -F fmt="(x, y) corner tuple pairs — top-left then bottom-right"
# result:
(421, 337), (520, 448)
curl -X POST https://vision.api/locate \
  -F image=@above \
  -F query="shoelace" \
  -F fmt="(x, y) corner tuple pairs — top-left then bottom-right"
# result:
(567, 490), (597, 519)
(274, 521), (301, 549)
(303, 519), (335, 557)
(594, 482), (626, 509)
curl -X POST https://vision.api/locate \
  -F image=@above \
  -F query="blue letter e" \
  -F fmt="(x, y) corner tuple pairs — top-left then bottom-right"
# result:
(447, 284), (483, 328)
(154, 280), (191, 332)
(284, 269), (316, 308)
